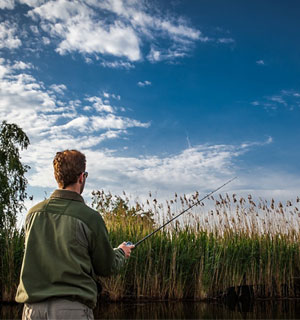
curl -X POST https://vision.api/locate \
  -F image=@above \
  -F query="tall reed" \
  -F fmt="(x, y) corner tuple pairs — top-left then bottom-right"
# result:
(0, 227), (24, 302)
(92, 190), (300, 301)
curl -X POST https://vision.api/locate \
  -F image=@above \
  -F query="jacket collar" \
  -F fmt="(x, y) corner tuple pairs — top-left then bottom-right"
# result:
(50, 189), (85, 203)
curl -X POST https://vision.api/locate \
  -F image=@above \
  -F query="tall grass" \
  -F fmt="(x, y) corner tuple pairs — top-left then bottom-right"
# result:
(1, 191), (300, 302)
(0, 227), (24, 302)
(92, 190), (300, 301)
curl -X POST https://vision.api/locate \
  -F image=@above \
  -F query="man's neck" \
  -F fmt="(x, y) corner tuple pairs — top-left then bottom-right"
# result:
(64, 184), (81, 194)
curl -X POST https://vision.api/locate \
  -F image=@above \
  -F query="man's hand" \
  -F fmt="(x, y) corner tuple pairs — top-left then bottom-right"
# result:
(118, 242), (135, 258)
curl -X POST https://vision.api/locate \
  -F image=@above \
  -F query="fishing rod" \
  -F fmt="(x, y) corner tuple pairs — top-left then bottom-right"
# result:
(127, 176), (237, 248)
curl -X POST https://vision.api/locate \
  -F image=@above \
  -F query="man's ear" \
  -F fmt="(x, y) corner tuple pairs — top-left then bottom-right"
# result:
(78, 172), (84, 184)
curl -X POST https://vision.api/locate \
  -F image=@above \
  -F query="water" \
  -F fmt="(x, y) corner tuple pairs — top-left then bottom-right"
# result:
(2, 300), (300, 319)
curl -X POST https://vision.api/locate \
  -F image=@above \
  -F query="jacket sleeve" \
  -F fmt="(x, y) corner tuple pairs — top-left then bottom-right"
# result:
(90, 215), (126, 277)
(111, 248), (126, 273)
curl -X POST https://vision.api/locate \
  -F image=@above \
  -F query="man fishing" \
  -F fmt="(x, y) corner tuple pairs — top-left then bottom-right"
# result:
(16, 149), (134, 319)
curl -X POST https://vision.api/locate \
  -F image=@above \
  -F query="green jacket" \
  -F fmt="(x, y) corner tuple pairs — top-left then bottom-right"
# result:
(15, 189), (125, 308)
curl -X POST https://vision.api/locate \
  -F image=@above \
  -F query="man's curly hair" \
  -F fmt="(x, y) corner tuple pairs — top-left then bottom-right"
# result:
(53, 150), (86, 189)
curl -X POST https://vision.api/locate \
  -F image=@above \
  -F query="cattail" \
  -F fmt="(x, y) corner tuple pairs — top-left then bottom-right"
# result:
(232, 194), (237, 203)
(271, 199), (275, 210)
(250, 200), (256, 207)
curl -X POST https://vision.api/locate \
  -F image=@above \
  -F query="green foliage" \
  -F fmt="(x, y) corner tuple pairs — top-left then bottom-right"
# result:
(0, 121), (29, 301)
(0, 121), (30, 228)
(92, 190), (155, 232)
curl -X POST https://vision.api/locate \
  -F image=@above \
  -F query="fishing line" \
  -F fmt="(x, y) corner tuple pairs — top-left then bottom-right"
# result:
(127, 176), (237, 248)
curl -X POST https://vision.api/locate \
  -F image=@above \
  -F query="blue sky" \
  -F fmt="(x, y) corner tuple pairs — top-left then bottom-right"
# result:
(0, 0), (300, 215)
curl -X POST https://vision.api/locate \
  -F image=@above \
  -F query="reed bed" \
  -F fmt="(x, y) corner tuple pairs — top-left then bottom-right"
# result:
(1, 191), (300, 302)
(92, 190), (300, 301)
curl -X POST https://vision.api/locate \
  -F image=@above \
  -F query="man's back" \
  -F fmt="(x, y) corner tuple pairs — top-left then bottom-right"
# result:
(16, 189), (125, 309)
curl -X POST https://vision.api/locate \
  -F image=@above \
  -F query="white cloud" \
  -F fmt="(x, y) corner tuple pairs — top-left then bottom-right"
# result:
(85, 96), (115, 113)
(28, 1), (141, 61)
(0, 0), (15, 10)
(49, 84), (67, 95)
(218, 38), (235, 44)
(42, 36), (50, 44)
(147, 47), (161, 62)
(30, 25), (39, 34)
(20, 142), (239, 195)
(240, 136), (273, 149)
(147, 46), (189, 63)
(0, 21), (22, 49)
(100, 60), (135, 69)
(25, 139), (292, 206)
(19, 0), (46, 6)
(137, 80), (151, 87)
(91, 114), (150, 130)
(20, 136), (300, 212)
(21, 0), (206, 63)
(12, 61), (33, 70)
(256, 60), (265, 65)
(56, 21), (141, 61)
(0, 58), (151, 177)
(252, 89), (300, 111)
(103, 92), (120, 100)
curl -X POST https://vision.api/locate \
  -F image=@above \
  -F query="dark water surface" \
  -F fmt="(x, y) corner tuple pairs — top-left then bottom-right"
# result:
(2, 300), (300, 319)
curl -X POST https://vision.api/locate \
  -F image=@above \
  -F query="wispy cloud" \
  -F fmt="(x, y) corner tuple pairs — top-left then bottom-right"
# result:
(12, 0), (224, 65)
(256, 60), (265, 65)
(0, 57), (150, 176)
(22, 0), (198, 62)
(20, 137), (282, 206)
(137, 80), (151, 87)
(147, 46), (189, 63)
(241, 136), (273, 149)
(217, 38), (235, 44)
(251, 89), (300, 111)
(1, 0), (236, 66)
(100, 60), (135, 70)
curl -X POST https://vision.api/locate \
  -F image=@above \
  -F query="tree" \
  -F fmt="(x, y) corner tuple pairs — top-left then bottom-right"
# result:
(0, 121), (30, 229)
